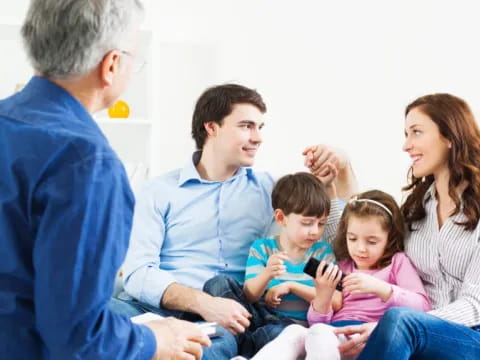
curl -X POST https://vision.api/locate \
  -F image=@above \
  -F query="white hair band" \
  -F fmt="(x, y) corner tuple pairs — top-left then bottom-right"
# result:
(348, 197), (393, 217)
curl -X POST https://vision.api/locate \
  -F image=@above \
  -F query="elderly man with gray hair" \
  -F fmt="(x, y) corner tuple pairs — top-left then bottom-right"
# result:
(0, 1), (210, 359)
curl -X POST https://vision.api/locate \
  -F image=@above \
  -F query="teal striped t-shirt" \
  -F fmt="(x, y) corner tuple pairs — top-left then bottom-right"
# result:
(245, 237), (335, 323)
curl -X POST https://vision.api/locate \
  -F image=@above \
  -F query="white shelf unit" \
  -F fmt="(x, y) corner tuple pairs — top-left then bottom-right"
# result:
(0, 24), (153, 190)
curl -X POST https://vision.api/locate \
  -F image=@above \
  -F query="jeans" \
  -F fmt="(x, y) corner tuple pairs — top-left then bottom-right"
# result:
(109, 296), (237, 360)
(329, 320), (365, 327)
(357, 307), (480, 360)
(203, 275), (295, 358)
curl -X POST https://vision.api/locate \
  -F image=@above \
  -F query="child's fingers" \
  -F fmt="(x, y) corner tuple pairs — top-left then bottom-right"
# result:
(323, 263), (336, 279)
(333, 269), (343, 285)
(314, 260), (327, 281)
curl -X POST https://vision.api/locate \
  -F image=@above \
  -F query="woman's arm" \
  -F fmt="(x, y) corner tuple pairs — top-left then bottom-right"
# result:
(429, 243), (480, 327)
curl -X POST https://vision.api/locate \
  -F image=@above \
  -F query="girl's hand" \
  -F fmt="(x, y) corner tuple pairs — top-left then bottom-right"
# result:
(263, 252), (289, 279)
(314, 261), (343, 293)
(311, 261), (342, 314)
(343, 273), (392, 300)
(265, 283), (290, 308)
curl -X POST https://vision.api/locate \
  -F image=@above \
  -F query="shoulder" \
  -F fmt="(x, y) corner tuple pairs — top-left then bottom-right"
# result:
(251, 237), (276, 250)
(251, 170), (275, 191)
(143, 169), (182, 191)
(135, 169), (182, 206)
(311, 241), (333, 257)
(390, 252), (415, 270)
(312, 241), (333, 253)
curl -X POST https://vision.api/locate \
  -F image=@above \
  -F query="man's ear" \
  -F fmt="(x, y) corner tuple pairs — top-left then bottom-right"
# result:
(274, 209), (286, 226)
(99, 50), (121, 87)
(204, 121), (218, 137)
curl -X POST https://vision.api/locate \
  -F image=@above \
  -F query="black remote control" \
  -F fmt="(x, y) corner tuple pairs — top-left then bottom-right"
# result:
(303, 257), (346, 291)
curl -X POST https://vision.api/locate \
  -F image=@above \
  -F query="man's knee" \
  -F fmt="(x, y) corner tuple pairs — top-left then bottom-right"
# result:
(108, 297), (144, 317)
(204, 327), (238, 359)
(203, 274), (241, 297)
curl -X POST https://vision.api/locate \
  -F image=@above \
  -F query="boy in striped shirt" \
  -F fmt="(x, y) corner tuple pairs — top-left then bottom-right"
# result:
(243, 172), (337, 325)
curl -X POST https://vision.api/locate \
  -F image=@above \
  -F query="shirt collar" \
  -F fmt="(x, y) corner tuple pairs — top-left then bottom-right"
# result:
(21, 76), (94, 124)
(423, 181), (465, 211)
(178, 151), (257, 186)
(424, 182), (436, 203)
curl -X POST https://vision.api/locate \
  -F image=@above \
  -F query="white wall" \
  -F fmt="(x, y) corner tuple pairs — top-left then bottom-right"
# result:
(146, 0), (480, 201)
(3, 1), (480, 201)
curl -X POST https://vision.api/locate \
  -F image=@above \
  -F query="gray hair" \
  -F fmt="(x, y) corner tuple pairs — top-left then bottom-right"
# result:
(21, 0), (144, 79)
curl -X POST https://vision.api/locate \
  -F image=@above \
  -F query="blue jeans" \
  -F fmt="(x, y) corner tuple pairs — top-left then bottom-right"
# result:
(357, 307), (480, 360)
(203, 275), (295, 358)
(109, 296), (237, 360)
(330, 320), (365, 327)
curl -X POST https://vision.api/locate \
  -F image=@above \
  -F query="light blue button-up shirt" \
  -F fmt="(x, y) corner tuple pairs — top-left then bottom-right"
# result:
(123, 152), (276, 307)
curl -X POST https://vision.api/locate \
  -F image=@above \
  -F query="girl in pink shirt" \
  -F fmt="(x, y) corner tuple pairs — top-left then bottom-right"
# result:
(248, 190), (430, 360)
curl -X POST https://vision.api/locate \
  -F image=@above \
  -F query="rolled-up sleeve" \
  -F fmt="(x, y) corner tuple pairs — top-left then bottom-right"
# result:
(123, 184), (177, 308)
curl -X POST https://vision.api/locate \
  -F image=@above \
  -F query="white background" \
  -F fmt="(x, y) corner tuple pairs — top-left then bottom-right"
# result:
(2, 0), (480, 200)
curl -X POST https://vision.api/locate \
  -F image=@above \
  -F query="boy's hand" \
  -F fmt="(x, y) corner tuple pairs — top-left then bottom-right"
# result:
(343, 273), (392, 300)
(264, 283), (290, 308)
(263, 251), (289, 279)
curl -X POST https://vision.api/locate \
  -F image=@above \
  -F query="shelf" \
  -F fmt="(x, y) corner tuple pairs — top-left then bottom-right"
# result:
(94, 117), (152, 125)
(0, 22), (154, 182)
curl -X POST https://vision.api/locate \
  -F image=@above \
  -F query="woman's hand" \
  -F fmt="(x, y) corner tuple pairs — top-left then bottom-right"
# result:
(334, 322), (377, 357)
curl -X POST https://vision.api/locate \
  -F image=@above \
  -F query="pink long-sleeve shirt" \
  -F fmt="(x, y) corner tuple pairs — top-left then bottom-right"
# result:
(308, 252), (431, 325)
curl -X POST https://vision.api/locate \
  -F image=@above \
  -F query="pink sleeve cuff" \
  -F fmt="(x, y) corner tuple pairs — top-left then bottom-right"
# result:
(307, 302), (334, 326)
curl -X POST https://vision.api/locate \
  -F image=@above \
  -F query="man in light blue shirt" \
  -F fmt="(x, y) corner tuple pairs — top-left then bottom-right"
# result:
(112, 84), (356, 357)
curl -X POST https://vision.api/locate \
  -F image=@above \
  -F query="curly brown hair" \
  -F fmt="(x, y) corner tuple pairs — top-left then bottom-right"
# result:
(401, 93), (480, 231)
(334, 190), (405, 269)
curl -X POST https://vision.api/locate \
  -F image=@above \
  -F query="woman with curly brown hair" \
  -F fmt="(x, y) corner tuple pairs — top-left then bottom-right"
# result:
(336, 93), (480, 359)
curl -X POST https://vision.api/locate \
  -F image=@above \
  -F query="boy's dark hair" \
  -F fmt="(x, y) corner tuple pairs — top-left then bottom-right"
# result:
(272, 172), (330, 218)
(334, 190), (405, 269)
(191, 84), (267, 150)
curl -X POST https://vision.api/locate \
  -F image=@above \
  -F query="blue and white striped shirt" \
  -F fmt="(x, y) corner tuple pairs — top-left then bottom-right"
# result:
(245, 237), (335, 322)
